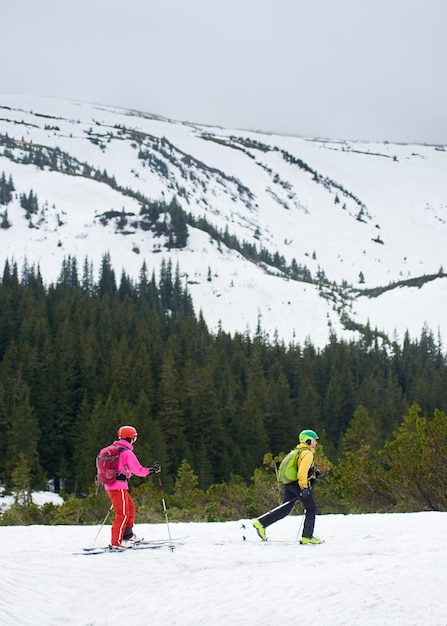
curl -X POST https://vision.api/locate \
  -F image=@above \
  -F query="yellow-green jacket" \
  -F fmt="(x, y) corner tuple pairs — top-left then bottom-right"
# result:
(296, 442), (316, 490)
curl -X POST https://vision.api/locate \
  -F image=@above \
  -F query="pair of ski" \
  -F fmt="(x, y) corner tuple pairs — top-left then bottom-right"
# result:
(211, 534), (325, 545)
(75, 537), (185, 555)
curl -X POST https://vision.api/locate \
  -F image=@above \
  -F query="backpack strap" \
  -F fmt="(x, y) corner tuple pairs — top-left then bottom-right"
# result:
(115, 445), (128, 482)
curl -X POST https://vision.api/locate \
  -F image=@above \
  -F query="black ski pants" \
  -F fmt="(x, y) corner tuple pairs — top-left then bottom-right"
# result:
(258, 482), (316, 539)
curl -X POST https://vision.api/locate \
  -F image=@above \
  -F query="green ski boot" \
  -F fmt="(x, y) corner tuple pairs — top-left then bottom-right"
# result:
(300, 536), (323, 545)
(252, 520), (267, 541)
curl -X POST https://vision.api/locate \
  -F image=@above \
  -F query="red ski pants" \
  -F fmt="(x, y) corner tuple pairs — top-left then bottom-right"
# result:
(107, 489), (136, 546)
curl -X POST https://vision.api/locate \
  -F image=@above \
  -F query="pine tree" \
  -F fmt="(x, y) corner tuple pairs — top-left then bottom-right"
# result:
(98, 252), (117, 295)
(81, 257), (94, 294)
(383, 403), (447, 510)
(341, 404), (380, 458)
(133, 391), (167, 469)
(264, 361), (295, 453)
(156, 351), (188, 473)
(72, 394), (93, 494)
(168, 198), (188, 248)
(171, 459), (205, 515)
(11, 452), (33, 505)
(4, 383), (44, 489)
(240, 344), (269, 471)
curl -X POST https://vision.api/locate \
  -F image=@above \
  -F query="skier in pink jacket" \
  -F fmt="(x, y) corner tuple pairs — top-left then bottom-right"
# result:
(106, 425), (160, 549)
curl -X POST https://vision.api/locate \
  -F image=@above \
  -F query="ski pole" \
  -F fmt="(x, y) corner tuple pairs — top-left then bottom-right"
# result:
(258, 496), (300, 523)
(295, 510), (306, 543)
(272, 460), (282, 504)
(92, 504), (113, 545)
(156, 473), (174, 552)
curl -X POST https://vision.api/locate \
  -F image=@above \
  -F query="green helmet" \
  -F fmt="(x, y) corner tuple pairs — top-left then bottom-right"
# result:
(299, 429), (319, 444)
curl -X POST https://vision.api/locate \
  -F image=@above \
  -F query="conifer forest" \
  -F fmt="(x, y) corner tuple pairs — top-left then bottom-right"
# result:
(2, 254), (447, 521)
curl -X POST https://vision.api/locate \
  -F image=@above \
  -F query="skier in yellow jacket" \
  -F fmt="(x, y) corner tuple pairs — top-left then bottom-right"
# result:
(253, 429), (322, 544)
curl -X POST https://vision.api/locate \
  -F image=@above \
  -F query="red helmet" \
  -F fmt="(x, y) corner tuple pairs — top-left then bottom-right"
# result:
(117, 425), (138, 442)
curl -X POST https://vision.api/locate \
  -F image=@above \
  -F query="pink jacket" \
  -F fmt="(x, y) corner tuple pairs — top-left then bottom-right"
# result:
(105, 439), (150, 491)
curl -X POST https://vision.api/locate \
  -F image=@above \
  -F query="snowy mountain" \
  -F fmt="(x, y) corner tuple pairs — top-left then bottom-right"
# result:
(1, 95), (446, 348)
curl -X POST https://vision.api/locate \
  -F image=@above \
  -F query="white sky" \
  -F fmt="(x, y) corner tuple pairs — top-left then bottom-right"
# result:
(3, 0), (447, 144)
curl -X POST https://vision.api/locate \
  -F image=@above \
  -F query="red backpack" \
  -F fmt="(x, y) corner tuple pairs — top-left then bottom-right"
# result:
(96, 443), (125, 485)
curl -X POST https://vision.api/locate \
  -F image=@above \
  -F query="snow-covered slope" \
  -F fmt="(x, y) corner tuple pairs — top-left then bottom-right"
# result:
(1, 512), (447, 626)
(1, 95), (446, 348)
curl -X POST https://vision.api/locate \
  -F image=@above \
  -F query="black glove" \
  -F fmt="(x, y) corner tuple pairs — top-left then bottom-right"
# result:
(299, 488), (311, 499)
(149, 461), (161, 474)
(315, 468), (321, 478)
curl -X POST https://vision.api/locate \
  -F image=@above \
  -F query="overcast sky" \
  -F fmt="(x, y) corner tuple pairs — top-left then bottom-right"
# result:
(2, 0), (446, 144)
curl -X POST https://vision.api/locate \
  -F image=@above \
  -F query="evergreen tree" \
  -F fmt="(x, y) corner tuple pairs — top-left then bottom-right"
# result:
(11, 452), (33, 505)
(20, 189), (39, 216)
(0, 172), (15, 205)
(183, 358), (225, 487)
(72, 394), (93, 494)
(4, 383), (44, 489)
(167, 198), (188, 248)
(323, 346), (356, 447)
(264, 360), (295, 453)
(240, 344), (269, 472)
(81, 257), (95, 294)
(341, 404), (381, 458)
(1, 254), (447, 505)
(133, 391), (167, 469)
(98, 252), (117, 295)
(159, 258), (174, 310)
(383, 403), (447, 510)
(156, 351), (189, 473)
(171, 459), (205, 516)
